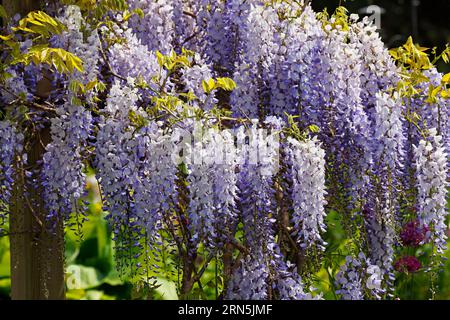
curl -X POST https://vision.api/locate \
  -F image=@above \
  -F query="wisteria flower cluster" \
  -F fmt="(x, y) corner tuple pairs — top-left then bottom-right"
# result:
(0, 0), (449, 300)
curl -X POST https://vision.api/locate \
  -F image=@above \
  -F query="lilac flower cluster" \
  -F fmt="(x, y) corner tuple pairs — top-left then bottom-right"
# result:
(335, 253), (384, 300)
(127, 0), (174, 54)
(41, 101), (92, 225)
(288, 136), (327, 251)
(0, 121), (24, 234)
(414, 129), (448, 255)
(2, 0), (449, 301)
(108, 26), (161, 89)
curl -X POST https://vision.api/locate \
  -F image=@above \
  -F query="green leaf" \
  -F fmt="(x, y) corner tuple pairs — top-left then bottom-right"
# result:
(13, 11), (67, 37)
(0, 34), (12, 41)
(156, 50), (164, 68)
(202, 78), (215, 94)
(134, 8), (144, 19)
(66, 265), (102, 290)
(15, 46), (84, 74)
(216, 77), (237, 91)
(0, 5), (8, 20)
(308, 124), (320, 133)
(153, 277), (178, 300)
(85, 79), (98, 91)
(442, 72), (450, 84)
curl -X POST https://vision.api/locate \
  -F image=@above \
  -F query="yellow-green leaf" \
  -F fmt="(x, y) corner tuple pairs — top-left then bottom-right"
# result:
(202, 78), (215, 94)
(216, 77), (236, 91)
(0, 5), (8, 20)
(442, 72), (450, 84)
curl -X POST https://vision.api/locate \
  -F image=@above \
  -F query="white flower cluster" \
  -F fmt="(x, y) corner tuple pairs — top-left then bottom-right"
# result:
(414, 128), (448, 255)
(288, 136), (327, 251)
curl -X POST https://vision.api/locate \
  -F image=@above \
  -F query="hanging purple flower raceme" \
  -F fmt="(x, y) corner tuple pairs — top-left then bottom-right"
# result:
(414, 128), (448, 258)
(1, 68), (33, 104)
(335, 252), (384, 300)
(0, 120), (24, 234)
(132, 122), (178, 243)
(226, 121), (282, 299)
(230, 4), (276, 119)
(41, 100), (92, 227)
(372, 92), (406, 180)
(211, 128), (239, 245)
(185, 123), (239, 249)
(180, 52), (215, 109)
(108, 26), (161, 90)
(172, 0), (198, 52)
(324, 25), (373, 208)
(40, 5), (100, 229)
(287, 136), (327, 251)
(127, 0), (174, 54)
(56, 5), (100, 84)
(363, 92), (406, 292)
(226, 248), (270, 300)
(287, 5), (330, 127)
(196, 0), (244, 74)
(50, 5), (101, 104)
(348, 15), (399, 121)
(417, 68), (449, 156)
(275, 259), (318, 300)
(264, 1), (310, 118)
(94, 80), (144, 276)
(185, 123), (217, 248)
(403, 68), (449, 187)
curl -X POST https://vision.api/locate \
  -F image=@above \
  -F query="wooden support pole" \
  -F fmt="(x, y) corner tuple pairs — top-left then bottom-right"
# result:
(4, 0), (66, 300)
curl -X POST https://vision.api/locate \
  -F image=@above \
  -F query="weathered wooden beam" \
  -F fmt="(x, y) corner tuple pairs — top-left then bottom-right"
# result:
(4, 0), (65, 300)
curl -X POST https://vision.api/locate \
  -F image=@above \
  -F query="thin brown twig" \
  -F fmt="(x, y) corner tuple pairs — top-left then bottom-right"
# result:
(182, 11), (196, 19)
(1, 86), (56, 113)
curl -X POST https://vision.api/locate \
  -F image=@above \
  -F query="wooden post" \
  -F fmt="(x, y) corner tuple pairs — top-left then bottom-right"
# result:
(4, 0), (66, 300)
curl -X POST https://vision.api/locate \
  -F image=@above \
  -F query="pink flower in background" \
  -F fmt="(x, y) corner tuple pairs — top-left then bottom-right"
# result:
(400, 220), (430, 247)
(394, 256), (421, 273)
